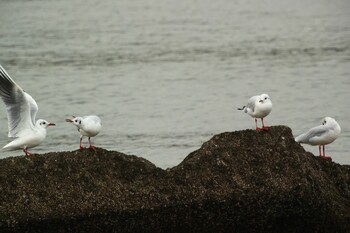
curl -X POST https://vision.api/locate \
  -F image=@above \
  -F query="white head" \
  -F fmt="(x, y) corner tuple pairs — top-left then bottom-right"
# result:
(36, 119), (56, 129)
(322, 117), (340, 128)
(321, 117), (341, 138)
(66, 116), (84, 127)
(258, 94), (271, 104)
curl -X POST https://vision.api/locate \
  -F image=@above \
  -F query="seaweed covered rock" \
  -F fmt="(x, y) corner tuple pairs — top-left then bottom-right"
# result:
(0, 126), (349, 233)
(169, 126), (350, 232)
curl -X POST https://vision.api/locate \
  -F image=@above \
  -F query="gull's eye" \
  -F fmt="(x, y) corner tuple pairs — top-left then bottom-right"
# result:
(265, 97), (267, 100)
(75, 119), (78, 123)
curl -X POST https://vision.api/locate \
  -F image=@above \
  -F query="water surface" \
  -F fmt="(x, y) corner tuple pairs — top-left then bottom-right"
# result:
(0, 0), (349, 168)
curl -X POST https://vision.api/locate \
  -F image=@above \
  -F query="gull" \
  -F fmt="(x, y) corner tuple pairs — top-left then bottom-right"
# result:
(0, 65), (56, 155)
(295, 117), (341, 159)
(238, 93), (272, 131)
(66, 115), (101, 150)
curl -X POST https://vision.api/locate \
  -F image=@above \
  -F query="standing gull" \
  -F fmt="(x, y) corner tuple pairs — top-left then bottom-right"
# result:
(238, 94), (272, 131)
(0, 65), (56, 155)
(66, 115), (101, 150)
(295, 117), (341, 159)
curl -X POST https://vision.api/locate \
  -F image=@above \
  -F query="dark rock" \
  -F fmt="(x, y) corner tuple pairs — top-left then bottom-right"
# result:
(0, 126), (349, 233)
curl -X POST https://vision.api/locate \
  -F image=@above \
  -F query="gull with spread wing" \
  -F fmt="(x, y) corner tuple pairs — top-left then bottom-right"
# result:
(0, 65), (56, 155)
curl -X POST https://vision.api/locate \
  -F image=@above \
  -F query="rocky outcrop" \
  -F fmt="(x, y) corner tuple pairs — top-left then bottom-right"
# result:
(0, 126), (349, 232)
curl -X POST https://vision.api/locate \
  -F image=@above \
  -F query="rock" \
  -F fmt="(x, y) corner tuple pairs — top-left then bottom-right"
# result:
(0, 126), (349, 233)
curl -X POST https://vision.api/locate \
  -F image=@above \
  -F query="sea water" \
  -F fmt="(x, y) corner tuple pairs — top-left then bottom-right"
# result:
(0, 0), (349, 168)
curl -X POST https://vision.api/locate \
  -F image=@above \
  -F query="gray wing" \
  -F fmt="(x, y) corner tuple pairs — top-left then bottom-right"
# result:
(25, 92), (38, 125)
(245, 95), (259, 113)
(0, 65), (37, 137)
(295, 125), (328, 144)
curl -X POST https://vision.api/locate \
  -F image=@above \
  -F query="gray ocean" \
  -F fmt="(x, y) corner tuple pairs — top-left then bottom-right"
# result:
(0, 0), (349, 168)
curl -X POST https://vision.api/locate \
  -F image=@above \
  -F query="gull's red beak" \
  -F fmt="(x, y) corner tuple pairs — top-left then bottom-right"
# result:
(48, 123), (56, 126)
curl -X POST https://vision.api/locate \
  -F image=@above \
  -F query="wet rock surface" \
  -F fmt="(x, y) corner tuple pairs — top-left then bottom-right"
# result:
(0, 126), (349, 232)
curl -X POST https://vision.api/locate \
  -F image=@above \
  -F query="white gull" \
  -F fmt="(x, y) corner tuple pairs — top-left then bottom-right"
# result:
(295, 117), (341, 158)
(66, 115), (101, 150)
(238, 93), (272, 131)
(0, 65), (56, 155)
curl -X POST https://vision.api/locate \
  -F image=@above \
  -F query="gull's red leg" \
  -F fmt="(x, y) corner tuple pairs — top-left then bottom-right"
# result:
(319, 145), (322, 156)
(80, 136), (84, 150)
(323, 145), (325, 157)
(88, 137), (96, 150)
(23, 147), (34, 156)
(322, 145), (331, 159)
(261, 118), (270, 131)
(255, 118), (261, 131)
